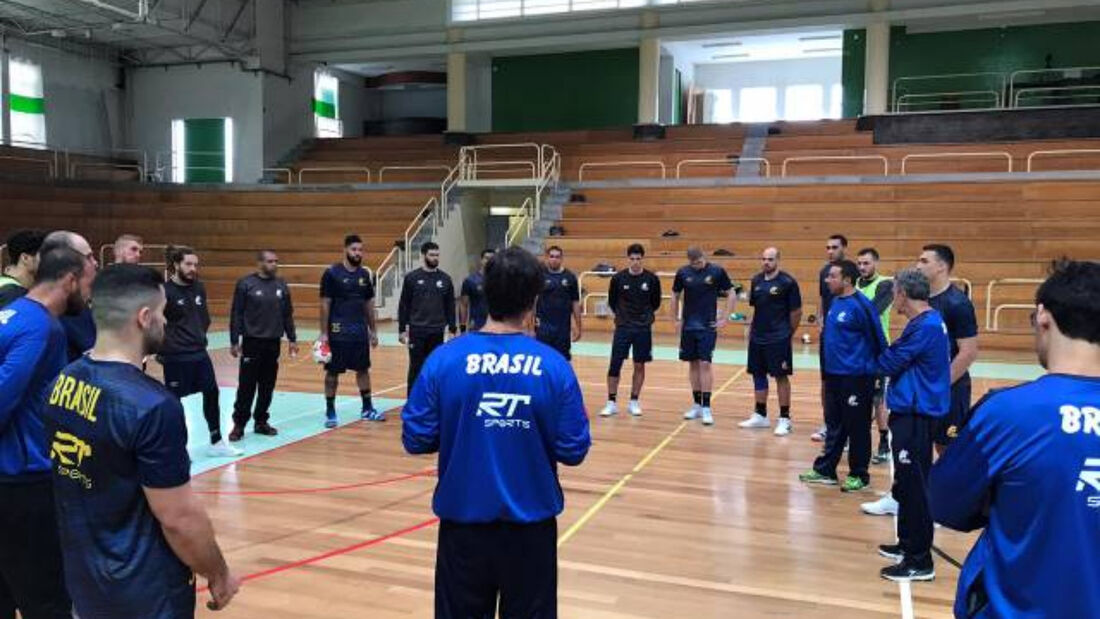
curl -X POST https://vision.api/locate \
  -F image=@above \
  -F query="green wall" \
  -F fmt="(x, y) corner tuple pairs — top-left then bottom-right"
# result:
(492, 48), (639, 132)
(841, 20), (1100, 116)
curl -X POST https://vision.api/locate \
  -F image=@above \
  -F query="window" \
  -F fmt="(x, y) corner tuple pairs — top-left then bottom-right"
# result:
(313, 71), (342, 138)
(453, 0), (722, 22)
(739, 87), (777, 123)
(171, 118), (233, 183)
(784, 84), (824, 121)
(9, 59), (46, 147)
(708, 89), (734, 124)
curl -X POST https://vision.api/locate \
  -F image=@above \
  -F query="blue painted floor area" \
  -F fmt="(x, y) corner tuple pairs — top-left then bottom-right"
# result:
(181, 390), (405, 475)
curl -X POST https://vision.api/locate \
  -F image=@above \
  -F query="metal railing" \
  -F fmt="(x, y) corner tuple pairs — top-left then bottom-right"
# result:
(404, 197), (440, 271)
(1026, 149), (1100, 172)
(985, 278), (1042, 332)
(582, 292), (675, 317)
(70, 161), (144, 181)
(0, 155), (54, 178)
(900, 152), (1012, 175)
(891, 72), (1006, 113)
(504, 197), (536, 247)
(675, 157), (771, 178)
(374, 246), (402, 310)
(895, 91), (1001, 112)
(298, 166), (372, 184)
(98, 243), (171, 268)
(578, 160), (666, 181)
(279, 263), (373, 289)
(1014, 85), (1100, 108)
(467, 160), (537, 179)
(781, 155), (889, 177)
(1008, 66), (1100, 107)
(460, 143), (543, 181)
(378, 165), (452, 183)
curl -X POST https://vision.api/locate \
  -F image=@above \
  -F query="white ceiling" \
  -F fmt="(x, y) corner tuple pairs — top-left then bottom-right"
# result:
(665, 29), (843, 66)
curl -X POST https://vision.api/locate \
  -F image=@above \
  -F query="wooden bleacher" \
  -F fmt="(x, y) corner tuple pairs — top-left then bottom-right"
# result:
(548, 180), (1100, 350)
(0, 182), (434, 322)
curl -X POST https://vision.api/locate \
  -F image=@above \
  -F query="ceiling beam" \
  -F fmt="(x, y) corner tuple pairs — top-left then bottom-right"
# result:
(185, 0), (211, 31)
(221, 0), (251, 42)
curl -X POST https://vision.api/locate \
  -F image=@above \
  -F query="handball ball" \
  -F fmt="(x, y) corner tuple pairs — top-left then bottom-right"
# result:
(312, 340), (332, 364)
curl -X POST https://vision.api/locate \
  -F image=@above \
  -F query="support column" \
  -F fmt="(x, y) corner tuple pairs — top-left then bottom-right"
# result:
(447, 52), (468, 132)
(864, 21), (891, 115)
(1, 35), (10, 145)
(638, 37), (660, 125)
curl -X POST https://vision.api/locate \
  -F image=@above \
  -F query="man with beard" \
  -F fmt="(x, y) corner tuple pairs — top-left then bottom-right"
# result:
(535, 246), (582, 360)
(0, 229), (45, 308)
(856, 248), (894, 464)
(229, 250), (297, 440)
(459, 249), (494, 334)
(399, 242), (457, 394)
(930, 260), (1100, 616)
(813, 234), (849, 442)
(158, 245), (240, 458)
(0, 244), (95, 618)
(112, 234), (144, 265)
(44, 264), (240, 618)
(319, 234), (379, 427)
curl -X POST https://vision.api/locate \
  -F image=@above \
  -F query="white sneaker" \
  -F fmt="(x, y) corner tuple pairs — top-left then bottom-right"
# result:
(861, 493), (899, 516)
(774, 417), (792, 436)
(811, 425), (828, 442)
(738, 413), (770, 429)
(207, 439), (243, 458)
(599, 401), (619, 417)
(684, 404), (701, 420)
(627, 400), (643, 417)
(701, 408), (714, 426)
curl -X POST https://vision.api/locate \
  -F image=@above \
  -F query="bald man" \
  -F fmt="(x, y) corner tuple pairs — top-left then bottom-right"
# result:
(739, 247), (802, 436)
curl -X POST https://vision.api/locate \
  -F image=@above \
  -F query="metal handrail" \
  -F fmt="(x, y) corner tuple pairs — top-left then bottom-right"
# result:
(504, 197), (535, 247)
(3, 140), (61, 178)
(460, 143), (543, 180)
(374, 245), (402, 310)
(1014, 85), (1100, 107)
(891, 72), (1006, 112)
(378, 165), (451, 183)
(578, 160), (667, 181)
(1008, 65), (1100, 106)
(0, 155), (54, 177)
(1026, 149), (1100, 172)
(900, 152), (1012, 175)
(582, 291), (675, 316)
(985, 278), (1042, 331)
(70, 162), (145, 180)
(297, 167), (372, 184)
(992, 304), (1035, 332)
(98, 243), (172, 267)
(279, 263), (374, 287)
(440, 162), (463, 223)
(65, 148), (147, 181)
(468, 160), (537, 179)
(262, 167), (293, 183)
(896, 90), (1001, 111)
(781, 155), (889, 177)
(404, 197), (439, 271)
(676, 157), (771, 178)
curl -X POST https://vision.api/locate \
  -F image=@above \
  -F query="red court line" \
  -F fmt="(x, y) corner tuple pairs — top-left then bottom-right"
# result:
(197, 517), (440, 593)
(194, 469), (436, 496)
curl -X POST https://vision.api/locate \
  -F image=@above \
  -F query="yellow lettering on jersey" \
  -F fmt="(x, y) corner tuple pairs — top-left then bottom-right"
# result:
(50, 373), (100, 422)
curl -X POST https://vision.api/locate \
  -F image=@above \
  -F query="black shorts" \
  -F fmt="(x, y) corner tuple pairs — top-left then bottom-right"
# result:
(611, 326), (653, 364)
(679, 329), (717, 362)
(160, 352), (218, 397)
(536, 332), (571, 360)
(934, 377), (972, 445)
(747, 339), (793, 377)
(325, 339), (371, 374)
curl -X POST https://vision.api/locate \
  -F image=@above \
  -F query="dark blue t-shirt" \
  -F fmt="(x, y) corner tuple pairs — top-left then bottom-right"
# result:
(61, 307), (96, 362)
(320, 264), (375, 342)
(535, 268), (579, 339)
(673, 263), (733, 332)
(749, 271), (802, 344)
(929, 284), (978, 380)
(930, 374), (1100, 619)
(44, 357), (194, 618)
(461, 272), (489, 331)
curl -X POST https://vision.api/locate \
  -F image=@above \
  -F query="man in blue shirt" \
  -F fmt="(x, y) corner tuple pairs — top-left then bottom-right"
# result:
(739, 247), (802, 436)
(868, 269), (950, 583)
(45, 264), (239, 617)
(813, 234), (849, 443)
(403, 246), (591, 619)
(800, 259), (886, 492)
(0, 245), (95, 618)
(319, 234), (380, 427)
(672, 247), (737, 426)
(459, 249), (494, 333)
(930, 260), (1100, 618)
(535, 245), (582, 360)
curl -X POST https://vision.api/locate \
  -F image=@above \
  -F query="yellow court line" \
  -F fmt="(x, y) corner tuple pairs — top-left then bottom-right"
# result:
(558, 367), (746, 548)
(711, 367), (747, 402)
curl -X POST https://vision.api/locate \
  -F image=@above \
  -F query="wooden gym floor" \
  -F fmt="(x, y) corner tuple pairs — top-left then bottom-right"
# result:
(151, 330), (1029, 618)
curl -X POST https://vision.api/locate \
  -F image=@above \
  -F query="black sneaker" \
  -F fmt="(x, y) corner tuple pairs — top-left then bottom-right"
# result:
(880, 560), (935, 582)
(878, 543), (904, 561)
(253, 423), (279, 436)
(228, 425), (245, 442)
(872, 443), (891, 464)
